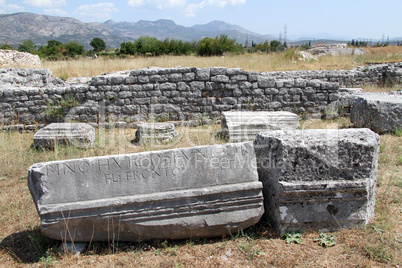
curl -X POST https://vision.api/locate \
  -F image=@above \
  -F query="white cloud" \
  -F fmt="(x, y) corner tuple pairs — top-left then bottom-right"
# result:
(128, 0), (186, 10)
(7, 4), (25, 11)
(44, 8), (68, 16)
(127, 0), (144, 7)
(184, 0), (246, 17)
(0, 1), (25, 12)
(23, 0), (66, 8)
(73, 2), (118, 21)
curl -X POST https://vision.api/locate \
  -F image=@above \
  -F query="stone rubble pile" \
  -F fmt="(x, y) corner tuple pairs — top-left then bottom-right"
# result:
(0, 67), (62, 87)
(0, 49), (42, 68)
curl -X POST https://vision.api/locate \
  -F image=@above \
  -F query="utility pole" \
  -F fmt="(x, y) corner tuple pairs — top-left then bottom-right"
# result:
(284, 24), (287, 45)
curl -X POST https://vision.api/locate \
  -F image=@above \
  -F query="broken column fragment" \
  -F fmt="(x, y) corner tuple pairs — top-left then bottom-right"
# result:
(221, 111), (300, 142)
(27, 142), (264, 242)
(254, 128), (380, 234)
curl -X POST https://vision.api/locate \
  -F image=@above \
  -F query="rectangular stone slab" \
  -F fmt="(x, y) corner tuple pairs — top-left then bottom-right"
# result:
(27, 142), (264, 242)
(33, 123), (95, 149)
(254, 128), (379, 234)
(221, 111), (300, 142)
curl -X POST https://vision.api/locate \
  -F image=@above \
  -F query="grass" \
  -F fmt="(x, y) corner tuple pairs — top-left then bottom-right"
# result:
(1, 52), (401, 266)
(40, 46), (402, 79)
(0, 117), (400, 267)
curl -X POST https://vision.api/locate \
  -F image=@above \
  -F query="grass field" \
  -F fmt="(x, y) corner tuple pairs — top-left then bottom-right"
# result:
(41, 46), (402, 79)
(0, 118), (400, 267)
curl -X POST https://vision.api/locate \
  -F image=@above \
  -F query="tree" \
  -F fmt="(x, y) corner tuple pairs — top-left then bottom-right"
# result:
(18, 40), (37, 54)
(64, 41), (85, 57)
(196, 35), (244, 56)
(0, 43), (14, 50)
(270, 40), (282, 52)
(90, 37), (106, 52)
(39, 40), (65, 58)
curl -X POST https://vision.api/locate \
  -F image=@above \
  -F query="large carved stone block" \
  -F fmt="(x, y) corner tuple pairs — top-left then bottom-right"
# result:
(221, 111), (300, 142)
(33, 123), (95, 149)
(350, 92), (402, 134)
(27, 142), (264, 242)
(254, 129), (379, 234)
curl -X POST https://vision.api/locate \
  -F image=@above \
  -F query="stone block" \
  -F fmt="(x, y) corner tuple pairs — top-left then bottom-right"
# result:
(350, 92), (402, 133)
(254, 128), (380, 234)
(33, 123), (95, 149)
(27, 142), (264, 242)
(221, 111), (300, 142)
(135, 122), (179, 144)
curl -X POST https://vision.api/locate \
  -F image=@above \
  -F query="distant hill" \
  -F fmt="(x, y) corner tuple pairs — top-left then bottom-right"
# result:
(0, 12), (277, 49)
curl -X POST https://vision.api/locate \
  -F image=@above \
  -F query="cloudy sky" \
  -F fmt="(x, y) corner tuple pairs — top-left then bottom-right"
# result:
(0, 0), (400, 40)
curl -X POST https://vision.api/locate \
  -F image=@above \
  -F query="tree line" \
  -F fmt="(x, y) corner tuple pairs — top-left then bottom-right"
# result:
(0, 35), (290, 60)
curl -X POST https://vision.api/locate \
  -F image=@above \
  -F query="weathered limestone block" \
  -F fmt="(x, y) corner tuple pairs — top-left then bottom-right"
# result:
(33, 123), (95, 149)
(350, 92), (402, 133)
(254, 129), (379, 234)
(27, 142), (264, 242)
(135, 122), (179, 144)
(221, 111), (300, 142)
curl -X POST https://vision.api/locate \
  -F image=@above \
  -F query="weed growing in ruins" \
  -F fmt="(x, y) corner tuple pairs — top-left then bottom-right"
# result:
(41, 102), (64, 122)
(60, 93), (80, 108)
(238, 242), (266, 260)
(282, 231), (302, 244)
(314, 233), (336, 247)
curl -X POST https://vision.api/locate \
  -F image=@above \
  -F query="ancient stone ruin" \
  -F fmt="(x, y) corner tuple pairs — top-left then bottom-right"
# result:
(33, 123), (95, 149)
(135, 122), (179, 144)
(221, 111), (300, 142)
(0, 63), (401, 127)
(254, 128), (380, 234)
(27, 142), (264, 241)
(0, 49), (41, 68)
(11, 62), (398, 243)
(350, 92), (402, 133)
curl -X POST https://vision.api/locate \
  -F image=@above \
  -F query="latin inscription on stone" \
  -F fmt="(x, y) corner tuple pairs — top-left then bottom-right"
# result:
(27, 142), (263, 242)
(30, 142), (256, 204)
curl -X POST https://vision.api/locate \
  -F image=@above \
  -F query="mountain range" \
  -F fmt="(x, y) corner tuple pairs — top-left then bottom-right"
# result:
(0, 12), (277, 49)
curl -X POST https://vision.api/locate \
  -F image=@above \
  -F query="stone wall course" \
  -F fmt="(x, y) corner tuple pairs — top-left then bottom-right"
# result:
(0, 63), (401, 125)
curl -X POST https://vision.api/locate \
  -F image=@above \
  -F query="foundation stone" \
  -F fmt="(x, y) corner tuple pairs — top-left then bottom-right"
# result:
(27, 142), (264, 242)
(221, 111), (300, 142)
(350, 92), (402, 134)
(254, 128), (379, 234)
(33, 123), (95, 149)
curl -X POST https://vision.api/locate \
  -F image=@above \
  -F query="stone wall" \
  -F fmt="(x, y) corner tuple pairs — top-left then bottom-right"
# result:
(0, 49), (42, 68)
(0, 63), (401, 125)
(263, 62), (402, 87)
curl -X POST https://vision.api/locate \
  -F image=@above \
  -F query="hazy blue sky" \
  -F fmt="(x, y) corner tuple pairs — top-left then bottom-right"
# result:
(1, 0), (400, 40)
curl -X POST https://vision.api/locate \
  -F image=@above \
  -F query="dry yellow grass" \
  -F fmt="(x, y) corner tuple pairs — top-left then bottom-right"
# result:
(41, 46), (402, 79)
(0, 119), (401, 267)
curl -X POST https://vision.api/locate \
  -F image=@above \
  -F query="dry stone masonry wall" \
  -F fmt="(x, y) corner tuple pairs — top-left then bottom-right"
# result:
(0, 63), (401, 126)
